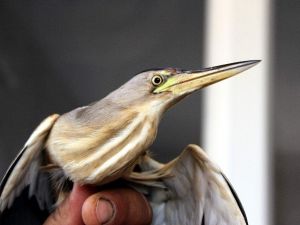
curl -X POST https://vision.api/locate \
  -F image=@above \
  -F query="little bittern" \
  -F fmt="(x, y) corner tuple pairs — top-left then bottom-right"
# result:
(0, 60), (259, 224)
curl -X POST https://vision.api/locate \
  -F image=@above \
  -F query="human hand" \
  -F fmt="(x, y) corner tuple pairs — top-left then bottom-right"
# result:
(43, 184), (152, 225)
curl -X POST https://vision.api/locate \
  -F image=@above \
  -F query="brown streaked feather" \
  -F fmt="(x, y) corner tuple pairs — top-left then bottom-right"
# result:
(40, 164), (60, 171)
(81, 119), (145, 177)
(46, 106), (139, 165)
(46, 102), (160, 185)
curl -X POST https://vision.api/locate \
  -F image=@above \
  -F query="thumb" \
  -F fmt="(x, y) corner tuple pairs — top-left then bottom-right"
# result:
(82, 188), (152, 225)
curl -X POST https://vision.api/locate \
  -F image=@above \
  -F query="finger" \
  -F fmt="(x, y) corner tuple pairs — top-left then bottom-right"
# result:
(43, 184), (96, 225)
(82, 188), (152, 225)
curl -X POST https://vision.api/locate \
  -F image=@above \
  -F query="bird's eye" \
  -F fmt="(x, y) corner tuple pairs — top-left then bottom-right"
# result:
(151, 75), (164, 86)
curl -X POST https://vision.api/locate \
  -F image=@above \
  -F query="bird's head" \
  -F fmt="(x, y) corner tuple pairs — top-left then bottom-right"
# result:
(108, 60), (260, 117)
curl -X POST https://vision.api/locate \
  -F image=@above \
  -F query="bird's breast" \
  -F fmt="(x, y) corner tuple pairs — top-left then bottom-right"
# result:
(46, 112), (159, 184)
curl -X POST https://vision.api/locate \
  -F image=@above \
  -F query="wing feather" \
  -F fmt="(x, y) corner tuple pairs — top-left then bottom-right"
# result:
(221, 173), (248, 225)
(135, 144), (248, 225)
(0, 114), (59, 212)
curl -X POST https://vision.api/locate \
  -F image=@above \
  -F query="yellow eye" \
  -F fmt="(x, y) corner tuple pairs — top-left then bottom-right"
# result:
(151, 75), (164, 86)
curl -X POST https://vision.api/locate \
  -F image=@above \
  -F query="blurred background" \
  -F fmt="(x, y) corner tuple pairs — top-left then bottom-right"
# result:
(0, 0), (299, 224)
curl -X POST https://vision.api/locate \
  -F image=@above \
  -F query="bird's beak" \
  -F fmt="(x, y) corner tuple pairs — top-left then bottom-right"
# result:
(153, 60), (260, 95)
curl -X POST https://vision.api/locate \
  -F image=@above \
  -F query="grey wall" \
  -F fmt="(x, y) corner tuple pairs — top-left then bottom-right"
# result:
(0, 1), (204, 178)
(273, 0), (300, 224)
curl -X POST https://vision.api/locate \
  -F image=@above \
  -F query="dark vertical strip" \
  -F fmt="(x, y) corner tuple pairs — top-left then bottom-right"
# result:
(273, 0), (300, 224)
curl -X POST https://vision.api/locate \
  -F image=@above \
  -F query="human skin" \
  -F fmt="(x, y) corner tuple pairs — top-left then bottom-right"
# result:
(43, 184), (152, 225)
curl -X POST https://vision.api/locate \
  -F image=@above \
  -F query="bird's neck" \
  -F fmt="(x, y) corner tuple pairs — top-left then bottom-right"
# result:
(49, 103), (162, 184)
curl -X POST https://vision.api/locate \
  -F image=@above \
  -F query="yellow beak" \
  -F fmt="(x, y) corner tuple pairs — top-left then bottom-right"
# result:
(154, 60), (260, 95)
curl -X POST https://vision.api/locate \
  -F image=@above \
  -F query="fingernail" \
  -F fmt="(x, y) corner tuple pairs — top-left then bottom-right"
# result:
(96, 198), (114, 224)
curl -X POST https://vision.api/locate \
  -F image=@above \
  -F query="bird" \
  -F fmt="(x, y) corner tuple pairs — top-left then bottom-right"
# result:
(0, 60), (259, 224)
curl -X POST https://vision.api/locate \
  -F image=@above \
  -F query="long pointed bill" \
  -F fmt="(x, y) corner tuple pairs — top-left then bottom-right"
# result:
(154, 60), (260, 95)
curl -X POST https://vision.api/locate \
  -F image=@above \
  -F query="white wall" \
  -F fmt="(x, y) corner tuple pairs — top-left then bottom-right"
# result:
(203, 1), (272, 225)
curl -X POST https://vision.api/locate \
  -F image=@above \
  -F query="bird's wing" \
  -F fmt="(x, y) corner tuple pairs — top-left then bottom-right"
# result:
(135, 144), (248, 225)
(0, 114), (59, 213)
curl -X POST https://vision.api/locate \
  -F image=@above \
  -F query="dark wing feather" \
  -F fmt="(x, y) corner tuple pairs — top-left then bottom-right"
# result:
(221, 172), (248, 225)
(0, 114), (59, 213)
(0, 146), (27, 195)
